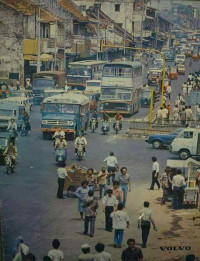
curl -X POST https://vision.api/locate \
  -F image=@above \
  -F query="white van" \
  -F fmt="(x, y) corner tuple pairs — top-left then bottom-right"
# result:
(175, 54), (186, 65)
(169, 128), (200, 159)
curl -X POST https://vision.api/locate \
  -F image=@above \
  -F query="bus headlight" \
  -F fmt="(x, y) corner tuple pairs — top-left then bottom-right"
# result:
(67, 121), (74, 126)
(42, 120), (48, 124)
(100, 104), (104, 110)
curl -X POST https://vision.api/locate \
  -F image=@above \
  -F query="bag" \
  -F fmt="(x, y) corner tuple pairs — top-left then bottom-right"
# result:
(141, 220), (150, 228)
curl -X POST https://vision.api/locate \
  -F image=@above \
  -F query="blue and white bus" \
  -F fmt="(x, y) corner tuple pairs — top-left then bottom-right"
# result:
(100, 61), (143, 115)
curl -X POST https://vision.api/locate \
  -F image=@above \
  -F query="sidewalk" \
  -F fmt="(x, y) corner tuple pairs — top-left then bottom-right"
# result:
(39, 184), (200, 261)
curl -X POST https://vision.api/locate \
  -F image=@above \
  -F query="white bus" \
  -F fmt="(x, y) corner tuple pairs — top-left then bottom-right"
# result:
(100, 61), (143, 115)
(67, 60), (105, 88)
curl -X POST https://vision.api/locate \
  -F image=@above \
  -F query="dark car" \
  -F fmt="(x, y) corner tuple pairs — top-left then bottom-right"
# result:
(141, 88), (156, 108)
(145, 128), (184, 149)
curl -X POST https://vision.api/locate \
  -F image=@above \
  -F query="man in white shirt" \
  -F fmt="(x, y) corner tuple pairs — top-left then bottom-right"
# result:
(173, 105), (180, 124)
(75, 133), (87, 155)
(111, 203), (129, 248)
(55, 136), (67, 150)
(102, 189), (118, 232)
(13, 236), (30, 261)
(149, 157), (160, 190)
(78, 244), (94, 261)
(166, 84), (172, 100)
(52, 128), (65, 139)
(103, 152), (119, 185)
(185, 105), (193, 121)
(57, 162), (73, 199)
(172, 169), (186, 210)
(161, 106), (169, 123)
(94, 243), (112, 261)
(48, 239), (64, 261)
(156, 107), (163, 124)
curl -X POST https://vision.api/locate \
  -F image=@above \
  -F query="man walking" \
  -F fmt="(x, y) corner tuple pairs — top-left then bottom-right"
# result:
(166, 83), (172, 100)
(57, 163), (73, 199)
(103, 152), (119, 185)
(121, 238), (143, 261)
(118, 167), (131, 206)
(160, 168), (171, 205)
(111, 203), (129, 248)
(102, 189), (118, 232)
(97, 167), (108, 198)
(172, 169), (186, 210)
(94, 243), (112, 261)
(149, 157), (160, 190)
(138, 201), (157, 248)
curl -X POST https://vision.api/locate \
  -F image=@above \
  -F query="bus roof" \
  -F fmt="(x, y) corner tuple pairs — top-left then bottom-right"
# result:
(103, 61), (142, 68)
(43, 92), (90, 105)
(0, 103), (23, 109)
(68, 60), (105, 66)
(33, 71), (65, 77)
(1, 97), (29, 102)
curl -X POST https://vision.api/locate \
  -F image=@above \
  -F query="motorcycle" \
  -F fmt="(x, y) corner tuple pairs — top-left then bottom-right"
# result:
(114, 121), (121, 134)
(101, 121), (110, 135)
(77, 144), (84, 161)
(9, 128), (17, 144)
(21, 122), (30, 136)
(91, 118), (97, 133)
(4, 154), (14, 174)
(55, 149), (67, 166)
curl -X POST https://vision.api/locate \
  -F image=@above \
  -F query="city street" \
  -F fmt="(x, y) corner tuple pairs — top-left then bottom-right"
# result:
(0, 59), (200, 260)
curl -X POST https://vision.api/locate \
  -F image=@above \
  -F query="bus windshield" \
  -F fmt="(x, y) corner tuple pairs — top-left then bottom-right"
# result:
(101, 88), (132, 101)
(0, 109), (15, 117)
(103, 66), (132, 78)
(44, 103), (79, 114)
(33, 79), (56, 89)
(69, 67), (91, 77)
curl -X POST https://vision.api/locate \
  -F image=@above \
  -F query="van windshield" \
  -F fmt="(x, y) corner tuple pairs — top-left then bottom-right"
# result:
(33, 79), (56, 89)
(44, 103), (79, 114)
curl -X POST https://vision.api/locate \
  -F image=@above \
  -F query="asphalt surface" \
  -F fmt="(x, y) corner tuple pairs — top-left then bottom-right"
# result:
(0, 59), (200, 260)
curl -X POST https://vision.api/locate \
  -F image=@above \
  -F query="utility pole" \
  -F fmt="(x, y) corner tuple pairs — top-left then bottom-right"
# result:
(54, 0), (58, 70)
(140, 1), (145, 48)
(37, 4), (41, 73)
(123, 0), (127, 56)
(96, 4), (100, 61)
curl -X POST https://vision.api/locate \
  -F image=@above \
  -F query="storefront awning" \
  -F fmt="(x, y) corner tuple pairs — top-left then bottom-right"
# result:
(24, 54), (53, 62)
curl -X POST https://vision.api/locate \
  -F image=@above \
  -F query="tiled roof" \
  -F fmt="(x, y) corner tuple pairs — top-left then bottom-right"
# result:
(0, 0), (63, 22)
(58, 0), (87, 22)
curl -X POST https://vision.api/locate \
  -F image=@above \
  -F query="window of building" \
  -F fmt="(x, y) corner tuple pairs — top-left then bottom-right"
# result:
(40, 23), (50, 38)
(73, 21), (79, 35)
(115, 4), (120, 12)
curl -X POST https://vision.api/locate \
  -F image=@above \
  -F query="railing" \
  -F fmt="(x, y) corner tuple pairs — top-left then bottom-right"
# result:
(129, 120), (200, 134)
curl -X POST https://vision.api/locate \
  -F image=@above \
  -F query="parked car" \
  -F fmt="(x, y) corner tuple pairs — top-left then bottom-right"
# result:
(145, 128), (184, 149)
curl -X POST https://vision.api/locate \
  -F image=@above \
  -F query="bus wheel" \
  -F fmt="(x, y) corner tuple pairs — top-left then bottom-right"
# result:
(42, 132), (47, 140)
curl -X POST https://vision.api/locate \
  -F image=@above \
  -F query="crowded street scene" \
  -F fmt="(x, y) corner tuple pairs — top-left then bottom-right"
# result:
(0, 0), (200, 261)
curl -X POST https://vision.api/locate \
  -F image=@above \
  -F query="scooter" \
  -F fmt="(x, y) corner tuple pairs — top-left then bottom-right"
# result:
(21, 122), (31, 136)
(55, 149), (67, 166)
(4, 154), (14, 174)
(9, 129), (17, 144)
(77, 144), (84, 161)
(101, 121), (110, 135)
(91, 118), (97, 133)
(114, 121), (121, 134)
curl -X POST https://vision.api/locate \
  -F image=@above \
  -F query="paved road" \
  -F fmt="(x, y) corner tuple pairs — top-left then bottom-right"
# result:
(0, 59), (199, 260)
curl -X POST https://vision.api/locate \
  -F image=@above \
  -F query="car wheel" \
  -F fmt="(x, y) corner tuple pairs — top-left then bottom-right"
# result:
(152, 140), (162, 149)
(179, 149), (190, 160)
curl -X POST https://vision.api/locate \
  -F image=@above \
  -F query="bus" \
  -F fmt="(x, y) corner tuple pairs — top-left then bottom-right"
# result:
(67, 60), (105, 88)
(161, 47), (174, 62)
(41, 93), (90, 139)
(32, 71), (65, 104)
(100, 61), (143, 115)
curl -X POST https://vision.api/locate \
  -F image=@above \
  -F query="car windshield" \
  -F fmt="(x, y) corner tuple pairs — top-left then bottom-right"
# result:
(44, 103), (79, 114)
(33, 79), (56, 89)
(101, 88), (132, 101)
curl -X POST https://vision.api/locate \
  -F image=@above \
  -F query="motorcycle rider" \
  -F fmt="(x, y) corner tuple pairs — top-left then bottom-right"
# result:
(23, 112), (31, 132)
(52, 127), (65, 140)
(7, 118), (18, 144)
(114, 112), (123, 130)
(55, 136), (67, 149)
(74, 133), (87, 155)
(3, 141), (18, 168)
(90, 110), (98, 129)
(102, 111), (110, 122)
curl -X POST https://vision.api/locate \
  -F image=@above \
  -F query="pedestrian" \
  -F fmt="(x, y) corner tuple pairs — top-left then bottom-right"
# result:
(118, 167), (131, 206)
(57, 162), (73, 199)
(102, 189), (118, 232)
(111, 180), (123, 203)
(75, 181), (90, 220)
(78, 244), (94, 261)
(196, 105), (200, 121)
(166, 83), (172, 100)
(111, 203), (129, 248)
(180, 108), (186, 126)
(24, 254), (36, 261)
(43, 257), (51, 261)
(16, 80), (20, 91)
(48, 239), (64, 261)
(167, 103), (171, 121)
(149, 157), (160, 190)
(159, 168), (171, 205)
(94, 243), (112, 261)
(156, 107), (163, 124)
(97, 166), (108, 198)
(161, 105), (168, 124)
(173, 105), (180, 124)
(83, 190), (98, 237)
(103, 152), (119, 185)
(172, 169), (186, 210)
(186, 254), (196, 261)
(13, 236), (29, 261)
(121, 238), (143, 261)
(86, 168), (97, 191)
(185, 105), (193, 122)
(138, 201), (157, 248)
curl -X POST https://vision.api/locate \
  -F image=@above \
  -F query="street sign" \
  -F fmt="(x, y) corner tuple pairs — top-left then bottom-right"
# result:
(29, 61), (42, 66)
